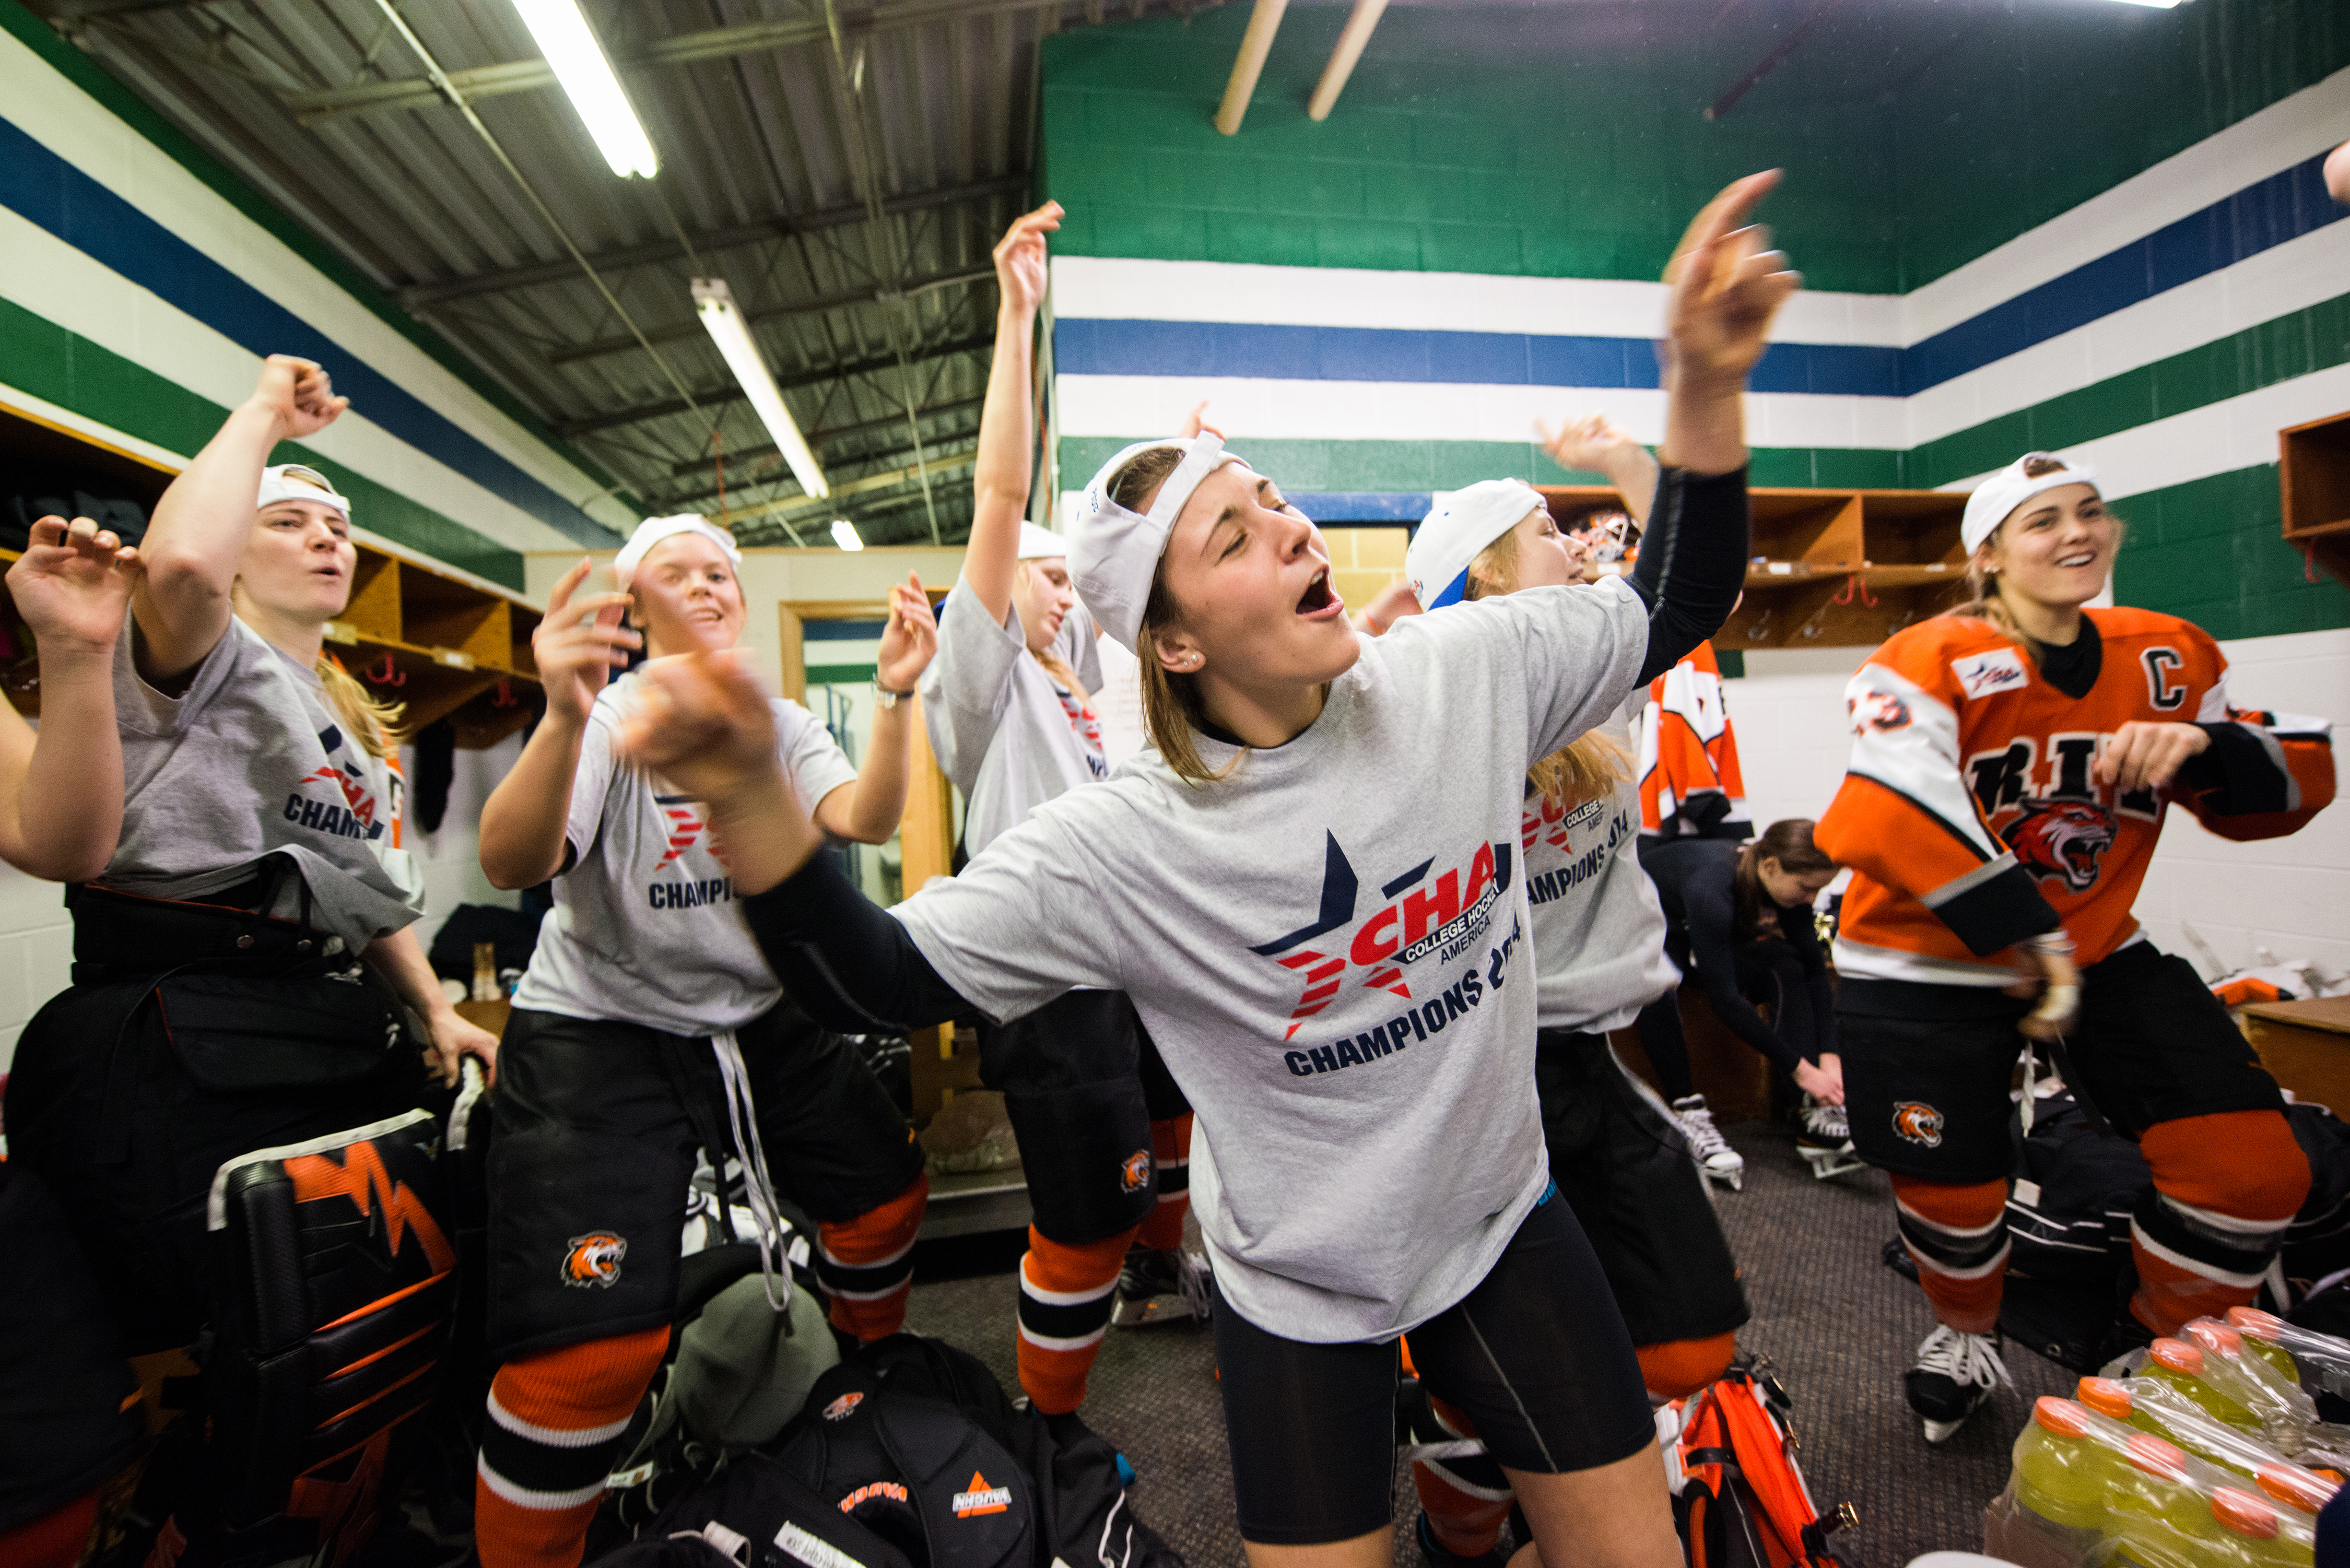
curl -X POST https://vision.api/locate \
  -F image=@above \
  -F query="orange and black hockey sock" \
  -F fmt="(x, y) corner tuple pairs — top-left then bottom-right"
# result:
(1889, 1175), (2010, 1335)
(1411, 1395), (1513, 1560)
(1136, 1115), (1193, 1252)
(1016, 1224), (1140, 1414)
(2130, 1111), (2309, 1336)
(1636, 1332), (1738, 1401)
(474, 1326), (668, 1568)
(0, 1489), (99, 1568)
(818, 1172), (930, 1342)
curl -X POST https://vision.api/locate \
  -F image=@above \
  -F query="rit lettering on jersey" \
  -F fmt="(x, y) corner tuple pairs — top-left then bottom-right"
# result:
(647, 791), (737, 910)
(1248, 831), (1526, 1073)
(281, 724), (392, 843)
(1966, 732), (2160, 895)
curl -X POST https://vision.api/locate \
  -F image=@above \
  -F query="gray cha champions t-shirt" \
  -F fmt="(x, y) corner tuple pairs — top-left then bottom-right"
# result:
(892, 577), (1649, 1341)
(513, 668), (860, 1036)
(920, 575), (1107, 858)
(1521, 721), (1681, 1034)
(107, 615), (423, 951)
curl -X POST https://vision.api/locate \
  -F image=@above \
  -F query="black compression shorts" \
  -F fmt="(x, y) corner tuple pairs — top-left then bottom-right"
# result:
(1210, 1186), (1655, 1546)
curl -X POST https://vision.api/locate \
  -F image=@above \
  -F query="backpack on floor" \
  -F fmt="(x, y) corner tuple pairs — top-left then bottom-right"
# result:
(1664, 1360), (1857, 1568)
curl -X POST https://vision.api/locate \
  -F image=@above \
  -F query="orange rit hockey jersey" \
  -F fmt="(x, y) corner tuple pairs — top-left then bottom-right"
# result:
(1816, 608), (2333, 988)
(1638, 641), (1753, 842)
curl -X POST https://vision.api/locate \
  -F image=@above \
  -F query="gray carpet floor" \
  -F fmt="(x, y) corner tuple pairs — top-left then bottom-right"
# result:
(902, 1117), (2076, 1567)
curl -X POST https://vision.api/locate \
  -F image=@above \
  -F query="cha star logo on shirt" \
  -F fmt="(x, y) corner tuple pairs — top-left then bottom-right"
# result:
(1250, 831), (1514, 1041)
(1951, 649), (2029, 701)
(951, 1472), (1012, 1518)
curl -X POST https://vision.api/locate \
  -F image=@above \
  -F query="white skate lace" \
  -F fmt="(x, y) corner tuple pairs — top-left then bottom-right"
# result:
(1916, 1325), (2014, 1392)
(1678, 1103), (1736, 1165)
(1803, 1101), (1849, 1141)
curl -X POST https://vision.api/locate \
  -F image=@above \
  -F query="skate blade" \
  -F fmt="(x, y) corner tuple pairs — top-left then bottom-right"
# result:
(1799, 1146), (1864, 1180)
(1111, 1294), (1206, 1328)
(1703, 1164), (1744, 1192)
(1920, 1412), (1970, 1444)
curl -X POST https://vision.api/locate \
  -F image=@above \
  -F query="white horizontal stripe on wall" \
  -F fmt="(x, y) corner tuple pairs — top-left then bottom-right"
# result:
(1902, 220), (2350, 450)
(1897, 64), (2350, 345)
(0, 203), (586, 556)
(2, 23), (636, 539)
(1055, 375), (1911, 451)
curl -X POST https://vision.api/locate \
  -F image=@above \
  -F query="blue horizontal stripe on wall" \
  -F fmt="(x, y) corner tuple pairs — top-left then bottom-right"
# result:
(1289, 491), (1431, 523)
(1055, 317), (1903, 397)
(0, 116), (621, 550)
(1901, 151), (2345, 395)
(1060, 152), (2345, 406)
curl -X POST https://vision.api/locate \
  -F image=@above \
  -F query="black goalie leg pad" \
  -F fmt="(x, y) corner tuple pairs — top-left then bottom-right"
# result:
(206, 1109), (460, 1561)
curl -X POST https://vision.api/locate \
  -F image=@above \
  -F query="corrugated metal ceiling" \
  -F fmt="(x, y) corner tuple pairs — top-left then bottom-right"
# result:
(27, 0), (1214, 545)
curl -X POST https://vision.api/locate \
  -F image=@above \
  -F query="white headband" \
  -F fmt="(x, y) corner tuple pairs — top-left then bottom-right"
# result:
(614, 514), (744, 587)
(1017, 521), (1071, 560)
(1962, 453), (2100, 555)
(257, 463), (350, 519)
(1407, 479), (1548, 610)
(1070, 434), (1247, 653)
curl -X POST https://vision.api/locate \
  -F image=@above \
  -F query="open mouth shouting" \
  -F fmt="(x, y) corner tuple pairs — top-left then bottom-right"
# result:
(1296, 568), (1345, 620)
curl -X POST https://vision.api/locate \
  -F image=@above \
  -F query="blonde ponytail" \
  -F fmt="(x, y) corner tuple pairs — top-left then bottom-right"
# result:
(318, 653), (406, 761)
(1463, 527), (1633, 810)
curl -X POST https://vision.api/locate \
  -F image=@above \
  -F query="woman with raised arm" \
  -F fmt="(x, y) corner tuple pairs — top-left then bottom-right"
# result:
(612, 174), (1790, 1568)
(1384, 474), (1748, 1567)
(918, 203), (1206, 1419)
(1816, 451), (2334, 1444)
(5, 360), (496, 1357)
(470, 513), (938, 1568)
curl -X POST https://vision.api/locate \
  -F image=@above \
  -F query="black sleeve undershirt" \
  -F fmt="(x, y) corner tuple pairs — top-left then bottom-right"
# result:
(1628, 465), (1752, 686)
(739, 855), (970, 1034)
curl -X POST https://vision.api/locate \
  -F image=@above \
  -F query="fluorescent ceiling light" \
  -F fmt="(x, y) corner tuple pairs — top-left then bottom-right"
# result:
(692, 278), (829, 501)
(830, 520), (863, 551)
(2102, 0), (2183, 6)
(509, 0), (659, 178)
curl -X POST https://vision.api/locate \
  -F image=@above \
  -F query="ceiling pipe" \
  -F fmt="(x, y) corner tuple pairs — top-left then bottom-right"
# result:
(1214, 0), (1288, 136)
(1306, 0), (1386, 122)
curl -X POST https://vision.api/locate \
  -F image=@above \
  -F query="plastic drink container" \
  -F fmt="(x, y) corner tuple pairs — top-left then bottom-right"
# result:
(2208, 1487), (2314, 1568)
(2145, 1338), (2262, 1431)
(2106, 1432), (2216, 1568)
(2253, 1461), (2337, 1518)
(2013, 1397), (2116, 1530)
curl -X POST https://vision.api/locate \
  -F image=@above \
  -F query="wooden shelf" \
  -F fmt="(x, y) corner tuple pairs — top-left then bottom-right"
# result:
(2281, 411), (2350, 594)
(1537, 483), (1972, 649)
(0, 399), (541, 745)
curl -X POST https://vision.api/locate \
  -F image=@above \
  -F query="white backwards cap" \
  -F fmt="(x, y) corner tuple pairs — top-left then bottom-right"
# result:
(256, 463), (351, 518)
(1961, 452), (2100, 556)
(614, 514), (744, 588)
(1406, 479), (1549, 610)
(1017, 521), (1072, 560)
(1070, 434), (1246, 653)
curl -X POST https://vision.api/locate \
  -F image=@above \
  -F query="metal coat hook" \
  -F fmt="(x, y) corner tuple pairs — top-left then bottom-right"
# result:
(361, 651), (406, 686)
(2306, 547), (2323, 585)
(1830, 573), (1878, 607)
(491, 676), (519, 708)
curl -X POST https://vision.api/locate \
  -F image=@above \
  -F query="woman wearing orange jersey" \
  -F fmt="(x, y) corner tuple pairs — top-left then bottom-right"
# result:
(1814, 451), (2333, 1444)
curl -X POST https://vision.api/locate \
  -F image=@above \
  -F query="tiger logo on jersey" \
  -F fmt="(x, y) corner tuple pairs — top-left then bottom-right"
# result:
(1891, 1102), (1945, 1147)
(1849, 689), (1912, 733)
(2004, 799), (2119, 893)
(561, 1231), (628, 1288)
(1120, 1150), (1152, 1193)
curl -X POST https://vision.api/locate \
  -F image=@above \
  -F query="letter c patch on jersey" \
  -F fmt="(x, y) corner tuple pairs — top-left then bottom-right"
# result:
(1950, 649), (2029, 701)
(1891, 1102), (1945, 1148)
(561, 1231), (628, 1288)
(2142, 647), (2189, 711)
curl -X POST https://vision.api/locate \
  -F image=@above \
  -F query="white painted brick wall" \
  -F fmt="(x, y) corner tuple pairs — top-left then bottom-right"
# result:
(1724, 628), (2350, 987)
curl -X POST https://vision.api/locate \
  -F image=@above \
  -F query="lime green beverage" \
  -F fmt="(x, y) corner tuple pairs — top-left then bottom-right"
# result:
(2106, 1432), (2217, 1568)
(2146, 1338), (2262, 1431)
(2210, 1486), (2314, 1568)
(2227, 1308), (2304, 1387)
(2013, 1397), (2116, 1531)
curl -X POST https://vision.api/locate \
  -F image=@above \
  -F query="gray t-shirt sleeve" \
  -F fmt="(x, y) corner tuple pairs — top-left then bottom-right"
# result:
(1510, 577), (1651, 765)
(889, 801), (1123, 1023)
(114, 614), (245, 736)
(775, 699), (862, 817)
(1066, 600), (1103, 694)
(563, 709), (619, 869)
(920, 575), (1026, 796)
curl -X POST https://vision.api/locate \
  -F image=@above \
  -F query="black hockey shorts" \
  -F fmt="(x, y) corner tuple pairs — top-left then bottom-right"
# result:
(1840, 940), (2287, 1184)
(1211, 1187), (1655, 1545)
(1536, 1028), (1748, 1347)
(977, 989), (1188, 1246)
(487, 1002), (924, 1361)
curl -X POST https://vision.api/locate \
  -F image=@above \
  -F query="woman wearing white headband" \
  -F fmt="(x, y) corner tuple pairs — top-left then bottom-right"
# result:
(2, 357), (500, 1548)
(916, 202), (1206, 1421)
(1814, 451), (2335, 1444)
(605, 173), (1788, 1568)
(469, 513), (937, 1568)
(1384, 467), (1750, 1566)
